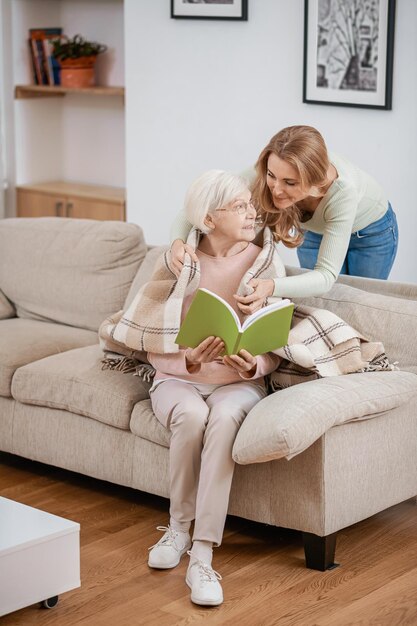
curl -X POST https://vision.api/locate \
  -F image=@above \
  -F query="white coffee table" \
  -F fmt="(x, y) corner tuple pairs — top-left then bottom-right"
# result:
(0, 496), (80, 616)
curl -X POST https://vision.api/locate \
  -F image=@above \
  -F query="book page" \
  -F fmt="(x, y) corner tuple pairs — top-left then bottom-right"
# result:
(237, 302), (295, 355)
(241, 299), (292, 332)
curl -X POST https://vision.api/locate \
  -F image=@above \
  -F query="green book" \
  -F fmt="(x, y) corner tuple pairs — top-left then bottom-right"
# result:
(175, 288), (294, 356)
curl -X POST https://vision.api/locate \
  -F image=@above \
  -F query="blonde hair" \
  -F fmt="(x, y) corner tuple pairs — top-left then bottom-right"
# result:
(252, 125), (330, 247)
(184, 170), (249, 234)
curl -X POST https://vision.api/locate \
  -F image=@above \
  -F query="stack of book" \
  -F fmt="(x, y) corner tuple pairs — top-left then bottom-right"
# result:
(28, 27), (62, 86)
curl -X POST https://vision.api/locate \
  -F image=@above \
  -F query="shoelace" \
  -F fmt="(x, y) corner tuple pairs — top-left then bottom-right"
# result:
(148, 525), (184, 551)
(187, 550), (222, 582)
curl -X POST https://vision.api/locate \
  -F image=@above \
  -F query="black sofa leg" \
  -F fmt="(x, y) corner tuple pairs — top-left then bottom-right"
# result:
(302, 531), (340, 571)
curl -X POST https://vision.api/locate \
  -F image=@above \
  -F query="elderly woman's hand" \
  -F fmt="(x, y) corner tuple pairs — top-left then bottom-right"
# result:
(185, 336), (224, 373)
(169, 239), (199, 277)
(233, 278), (275, 315)
(223, 349), (257, 378)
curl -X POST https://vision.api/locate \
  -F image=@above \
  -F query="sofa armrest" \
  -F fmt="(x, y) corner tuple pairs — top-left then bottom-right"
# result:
(232, 371), (417, 465)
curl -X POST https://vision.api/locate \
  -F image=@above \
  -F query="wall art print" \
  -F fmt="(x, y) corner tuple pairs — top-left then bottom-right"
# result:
(303, 0), (396, 109)
(171, 0), (248, 21)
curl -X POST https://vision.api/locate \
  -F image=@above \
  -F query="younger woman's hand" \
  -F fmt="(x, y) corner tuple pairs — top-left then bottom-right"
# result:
(185, 336), (224, 372)
(234, 278), (275, 315)
(170, 239), (198, 277)
(223, 349), (257, 378)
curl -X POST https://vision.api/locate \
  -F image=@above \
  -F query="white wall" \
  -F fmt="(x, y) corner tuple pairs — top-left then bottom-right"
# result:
(0, 0), (8, 218)
(125, 0), (417, 283)
(60, 0), (125, 186)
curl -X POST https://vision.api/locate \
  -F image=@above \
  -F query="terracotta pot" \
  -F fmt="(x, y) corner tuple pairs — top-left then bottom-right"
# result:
(59, 56), (97, 88)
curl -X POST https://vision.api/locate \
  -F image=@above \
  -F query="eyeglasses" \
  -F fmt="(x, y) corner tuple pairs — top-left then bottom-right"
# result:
(215, 200), (257, 216)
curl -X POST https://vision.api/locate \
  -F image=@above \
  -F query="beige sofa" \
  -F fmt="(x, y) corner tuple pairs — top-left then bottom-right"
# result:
(1, 217), (416, 571)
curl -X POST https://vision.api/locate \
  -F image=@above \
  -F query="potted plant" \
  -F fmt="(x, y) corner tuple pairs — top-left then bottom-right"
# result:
(51, 34), (107, 88)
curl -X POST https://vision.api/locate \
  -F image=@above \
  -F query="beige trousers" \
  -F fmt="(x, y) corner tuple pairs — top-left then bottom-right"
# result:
(150, 379), (266, 546)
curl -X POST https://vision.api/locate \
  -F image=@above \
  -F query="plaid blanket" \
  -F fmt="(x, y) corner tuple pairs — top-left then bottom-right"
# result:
(99, 226), (284, 354)
(99, 226), (395, 386)
(269, 305), (393, 390)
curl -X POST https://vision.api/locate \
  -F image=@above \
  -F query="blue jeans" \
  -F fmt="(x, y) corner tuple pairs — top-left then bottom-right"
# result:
(297, 203), (398, 279)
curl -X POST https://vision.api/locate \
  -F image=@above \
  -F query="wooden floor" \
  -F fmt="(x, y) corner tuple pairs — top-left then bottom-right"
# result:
(1, 452), (416, 626)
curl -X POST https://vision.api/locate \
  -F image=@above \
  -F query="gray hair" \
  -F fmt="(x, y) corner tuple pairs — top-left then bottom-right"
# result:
(184, 170), (249, 234)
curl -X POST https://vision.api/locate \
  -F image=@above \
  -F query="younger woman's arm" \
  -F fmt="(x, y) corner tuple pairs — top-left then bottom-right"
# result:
(169, 210), (198, 276)
(170, 209), (193, 243)
(272, 189), (357, 298)
(236, 186), (358, 306)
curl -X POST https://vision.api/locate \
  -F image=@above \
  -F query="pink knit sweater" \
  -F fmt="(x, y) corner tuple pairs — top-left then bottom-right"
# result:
(148, 244), (280, 385)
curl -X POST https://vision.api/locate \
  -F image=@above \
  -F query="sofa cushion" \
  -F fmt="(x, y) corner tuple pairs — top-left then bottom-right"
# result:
(0, 218), (147, 332)
(12, 344), (151, 430)
(124, 246), (168, 309)
(232, 371), (417, 465)
(0, 318), (97, 398)
(294, 282), (417, 373)
(130, 399), (170, 447)
(0, 290), (15, 320)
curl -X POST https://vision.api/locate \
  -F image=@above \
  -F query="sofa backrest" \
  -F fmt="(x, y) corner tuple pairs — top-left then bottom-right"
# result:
(124, 246), (168, 309)
(286, 266), (417, 301)
(0, 218), (147, 332)
(288, 269), (417, 373)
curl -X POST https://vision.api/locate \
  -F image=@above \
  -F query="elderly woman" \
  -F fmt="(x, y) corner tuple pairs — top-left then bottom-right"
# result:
(147, 170), (280, 607)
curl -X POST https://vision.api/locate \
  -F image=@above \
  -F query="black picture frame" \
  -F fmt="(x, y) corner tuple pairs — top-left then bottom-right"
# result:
(303, 0), (396, 110)
(171, 0), (248, 21)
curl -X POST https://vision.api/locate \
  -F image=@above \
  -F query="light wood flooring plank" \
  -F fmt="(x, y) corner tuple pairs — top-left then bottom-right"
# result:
(1, 452), (416, 626)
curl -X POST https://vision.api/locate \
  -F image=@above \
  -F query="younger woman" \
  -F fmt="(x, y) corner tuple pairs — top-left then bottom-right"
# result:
(170, 126), (398, 313)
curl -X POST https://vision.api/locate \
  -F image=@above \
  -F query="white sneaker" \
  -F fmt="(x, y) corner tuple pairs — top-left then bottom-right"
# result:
(186, 551), (223, 606)
(148, 525), (191, 569)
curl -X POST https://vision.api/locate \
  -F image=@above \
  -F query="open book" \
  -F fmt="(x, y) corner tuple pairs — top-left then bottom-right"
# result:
(175, 288), (294, 356)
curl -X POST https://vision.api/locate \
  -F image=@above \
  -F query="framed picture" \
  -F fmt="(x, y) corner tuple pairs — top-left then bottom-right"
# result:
(171, 0), (248, 21)
(303, 0), (396, 109)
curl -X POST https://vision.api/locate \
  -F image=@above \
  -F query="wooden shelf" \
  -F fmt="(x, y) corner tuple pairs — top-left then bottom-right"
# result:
(14, 85), (125, 99)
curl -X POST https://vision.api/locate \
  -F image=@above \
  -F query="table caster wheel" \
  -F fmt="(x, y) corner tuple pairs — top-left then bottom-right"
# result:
(41, 596), (59, 609)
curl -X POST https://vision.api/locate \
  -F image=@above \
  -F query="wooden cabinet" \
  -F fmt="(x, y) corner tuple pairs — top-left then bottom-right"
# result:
(16, 182), (125, 221)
